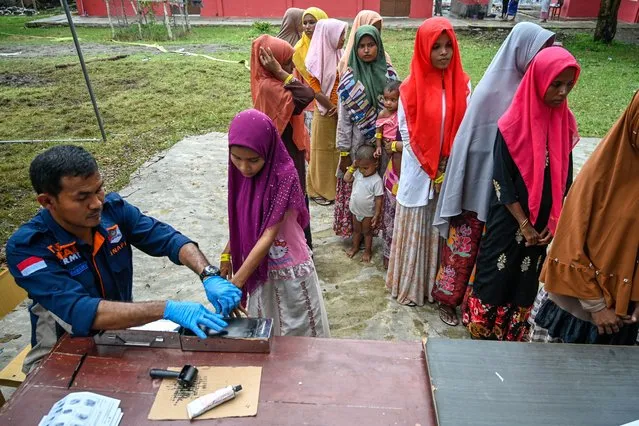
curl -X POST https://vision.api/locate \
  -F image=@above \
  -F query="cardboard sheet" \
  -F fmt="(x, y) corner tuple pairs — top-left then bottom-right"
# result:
(147, 366), (262, 420)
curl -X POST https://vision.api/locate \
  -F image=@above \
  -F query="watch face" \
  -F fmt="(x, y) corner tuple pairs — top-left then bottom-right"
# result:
(201, 265), (220, 278)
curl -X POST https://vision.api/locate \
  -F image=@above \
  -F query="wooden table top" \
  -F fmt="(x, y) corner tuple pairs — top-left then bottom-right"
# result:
(0, 335), (436, 425)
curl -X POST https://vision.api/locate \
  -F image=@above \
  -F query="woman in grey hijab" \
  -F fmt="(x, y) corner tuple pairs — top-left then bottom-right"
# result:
(276, 8), (305, 47)
(431, 22), (555, 326)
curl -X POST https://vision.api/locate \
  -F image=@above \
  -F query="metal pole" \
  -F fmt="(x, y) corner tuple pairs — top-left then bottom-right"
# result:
(60, 0), (108, 142)
(0, 138), (101, 144)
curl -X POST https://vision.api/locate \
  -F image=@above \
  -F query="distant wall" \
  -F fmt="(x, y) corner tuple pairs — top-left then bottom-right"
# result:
(560, 0), (639, 23)
(79, 0), (433, 19)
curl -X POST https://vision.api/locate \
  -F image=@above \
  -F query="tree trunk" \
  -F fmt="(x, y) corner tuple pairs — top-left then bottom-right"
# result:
(594, 0), (623, 43)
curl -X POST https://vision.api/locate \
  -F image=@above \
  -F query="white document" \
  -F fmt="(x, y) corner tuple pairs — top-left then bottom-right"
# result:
(38, 391), (123, 426)
(128, 319), (180, 332)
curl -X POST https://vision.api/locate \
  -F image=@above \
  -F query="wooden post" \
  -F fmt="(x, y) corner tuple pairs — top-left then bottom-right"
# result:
(183, 0), (191, 32)
(162, 1), (174, 40)
(178, 1), (187, 33)
(120, 0), (128, 25)
(104, 0), (116, 39)
(130, 0), (143, 38)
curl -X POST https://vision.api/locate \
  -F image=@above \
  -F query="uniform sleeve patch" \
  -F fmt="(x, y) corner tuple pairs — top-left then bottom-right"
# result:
(17, 256), (47, 276)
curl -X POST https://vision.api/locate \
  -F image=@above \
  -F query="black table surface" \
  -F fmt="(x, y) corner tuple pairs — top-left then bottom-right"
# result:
(425, 338), (639, 426)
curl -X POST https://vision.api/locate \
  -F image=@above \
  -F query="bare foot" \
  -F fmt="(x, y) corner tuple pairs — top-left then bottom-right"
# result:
(361, 251), (372, 263)
(383, 257), (389, 270)
(345, 247), (359, 258)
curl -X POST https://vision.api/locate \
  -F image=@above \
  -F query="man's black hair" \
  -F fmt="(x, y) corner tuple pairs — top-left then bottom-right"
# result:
(29, 145), (98, 196)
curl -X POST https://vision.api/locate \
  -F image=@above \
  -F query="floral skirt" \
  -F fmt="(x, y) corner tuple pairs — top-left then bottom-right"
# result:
(248, 262), (330, 338)
(333, 177), (353, 238)
(382, 190), (397, 262)
(431, 211), (484, 307)
(464, 286), (532, 341)
(386, 199), (441, 306)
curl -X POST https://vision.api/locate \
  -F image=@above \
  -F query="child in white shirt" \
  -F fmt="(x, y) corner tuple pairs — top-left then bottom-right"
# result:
(344, 145), (384, 262)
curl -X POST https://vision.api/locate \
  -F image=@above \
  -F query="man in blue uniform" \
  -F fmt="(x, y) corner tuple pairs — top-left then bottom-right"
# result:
(6, 145), (242, 373)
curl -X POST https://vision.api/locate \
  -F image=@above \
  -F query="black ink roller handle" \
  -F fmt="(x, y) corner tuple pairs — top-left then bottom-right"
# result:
(149, 369), (180, 380)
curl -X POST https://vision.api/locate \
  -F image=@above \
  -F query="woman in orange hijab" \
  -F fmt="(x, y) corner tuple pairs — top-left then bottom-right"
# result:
(531, 91), (639, 345)
(251, 34), (315, 247)
(386, 18), (470, 307)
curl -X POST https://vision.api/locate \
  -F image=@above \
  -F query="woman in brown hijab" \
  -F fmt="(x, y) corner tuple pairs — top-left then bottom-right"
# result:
(532, 91), (639, 344)
(276, 8), (305, 47)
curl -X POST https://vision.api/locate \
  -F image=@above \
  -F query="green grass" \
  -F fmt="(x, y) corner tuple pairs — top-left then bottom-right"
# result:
(0, 17), (638, 261)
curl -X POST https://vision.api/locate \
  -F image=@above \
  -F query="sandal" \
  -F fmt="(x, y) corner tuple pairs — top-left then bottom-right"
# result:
(311, 196), (334, 206)
(438, 303), (459, 326)
(406, 301), (417, 307)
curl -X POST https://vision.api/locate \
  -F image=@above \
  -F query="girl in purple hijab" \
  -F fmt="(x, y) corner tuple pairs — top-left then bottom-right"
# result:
(220, 109), (330, 337)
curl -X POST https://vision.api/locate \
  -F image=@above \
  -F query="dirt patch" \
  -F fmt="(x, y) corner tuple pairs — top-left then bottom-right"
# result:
(0, 42), (245, 58)
(0, 72), (49, 87)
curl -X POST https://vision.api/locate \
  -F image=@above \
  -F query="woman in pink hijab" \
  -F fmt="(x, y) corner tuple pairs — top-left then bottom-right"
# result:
(304, 18), (347, 205)
(464, 47), (580, 341)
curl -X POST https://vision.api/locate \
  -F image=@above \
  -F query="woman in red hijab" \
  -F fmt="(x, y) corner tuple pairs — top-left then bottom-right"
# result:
(465, 46), (580, 341)
(386, 18), (470, 307)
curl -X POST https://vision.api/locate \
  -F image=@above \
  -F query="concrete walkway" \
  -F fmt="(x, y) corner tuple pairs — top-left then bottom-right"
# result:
(27, 11), (639, 31)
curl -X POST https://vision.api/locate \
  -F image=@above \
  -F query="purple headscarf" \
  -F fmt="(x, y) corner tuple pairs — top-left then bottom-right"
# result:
(228, 109), (310, 297)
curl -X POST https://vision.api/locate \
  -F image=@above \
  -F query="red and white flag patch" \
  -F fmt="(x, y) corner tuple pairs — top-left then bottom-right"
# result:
(17, 256), (47, 276)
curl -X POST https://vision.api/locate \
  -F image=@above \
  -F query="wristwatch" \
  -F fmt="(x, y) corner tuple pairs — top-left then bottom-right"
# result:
(199, 264), (221, 282)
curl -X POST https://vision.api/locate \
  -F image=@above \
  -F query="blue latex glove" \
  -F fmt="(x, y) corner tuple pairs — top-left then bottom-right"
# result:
(203, 276), (242, 316)
(163, 300), (228, 338)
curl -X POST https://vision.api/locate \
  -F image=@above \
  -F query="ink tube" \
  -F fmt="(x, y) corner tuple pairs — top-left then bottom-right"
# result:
(187, 384), (243, 419)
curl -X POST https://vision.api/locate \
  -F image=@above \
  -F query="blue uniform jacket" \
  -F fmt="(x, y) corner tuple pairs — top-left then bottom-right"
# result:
(6, 192), (193, 345)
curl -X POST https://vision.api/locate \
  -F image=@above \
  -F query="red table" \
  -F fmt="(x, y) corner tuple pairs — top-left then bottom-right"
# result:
(0, 335), (436, 425)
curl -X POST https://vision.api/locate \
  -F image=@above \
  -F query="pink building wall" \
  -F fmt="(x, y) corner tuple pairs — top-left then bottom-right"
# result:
(79, 0), (433, 19)
(617, 0), (639, 23)
(560, 0), (639, 23)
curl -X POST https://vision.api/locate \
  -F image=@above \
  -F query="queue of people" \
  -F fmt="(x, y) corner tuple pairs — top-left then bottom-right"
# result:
(253, 7), (639, 345)
(6, 9), (638, 377)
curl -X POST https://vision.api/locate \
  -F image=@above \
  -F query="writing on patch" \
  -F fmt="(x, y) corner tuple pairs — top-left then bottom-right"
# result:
(69, 262), (89, 277)
(48, 242), (82, 265)
(110, 241), (128, 256)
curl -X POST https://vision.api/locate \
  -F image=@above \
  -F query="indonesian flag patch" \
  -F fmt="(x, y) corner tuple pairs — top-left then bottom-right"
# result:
(17, 256), (47, 276)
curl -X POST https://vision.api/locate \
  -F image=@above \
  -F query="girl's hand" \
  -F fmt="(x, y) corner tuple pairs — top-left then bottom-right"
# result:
(374, 146), (382, 158)
(327, 105), (338, 117)
(220, 259), (232, 279)
(229, 305), (248, 319)
(537, 227), (553, 246)
(259, 46), (283, 76)
(230, 276), (244, 289)
(591, 308), (624, 334)
(339, 155), (352, 173)
(384, 139), (393, 155)
(371, 214), (380, 229)
(521, 223), (541, 246)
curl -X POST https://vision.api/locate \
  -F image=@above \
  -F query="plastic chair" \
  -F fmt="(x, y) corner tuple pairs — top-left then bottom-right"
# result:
(549, 0), (563, 20)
